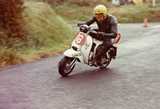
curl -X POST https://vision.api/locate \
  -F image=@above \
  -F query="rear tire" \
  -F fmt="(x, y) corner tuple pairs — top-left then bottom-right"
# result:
(58, 56), (76, 77)
(99, 57), (112, 69)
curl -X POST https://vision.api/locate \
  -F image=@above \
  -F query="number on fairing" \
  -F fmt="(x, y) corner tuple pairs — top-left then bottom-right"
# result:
(75, 32), (86, 45)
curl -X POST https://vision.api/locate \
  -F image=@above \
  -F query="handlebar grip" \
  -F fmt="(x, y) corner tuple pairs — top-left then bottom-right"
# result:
(88, 30), (97, 37)
(77, 23), (85, 27)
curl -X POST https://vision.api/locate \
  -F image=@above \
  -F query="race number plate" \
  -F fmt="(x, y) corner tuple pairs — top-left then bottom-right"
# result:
(75, 32), (86, 45)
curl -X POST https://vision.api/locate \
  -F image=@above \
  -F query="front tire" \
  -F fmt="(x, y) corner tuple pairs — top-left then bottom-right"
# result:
(58, 56), (76, 77)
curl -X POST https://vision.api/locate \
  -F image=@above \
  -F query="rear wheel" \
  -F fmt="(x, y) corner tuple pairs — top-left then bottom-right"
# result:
(99, 57), (111, 69)
(58, 56), (76, 77)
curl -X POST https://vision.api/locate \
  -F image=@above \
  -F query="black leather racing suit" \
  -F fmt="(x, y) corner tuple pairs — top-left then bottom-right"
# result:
(85, 14), (118, 65)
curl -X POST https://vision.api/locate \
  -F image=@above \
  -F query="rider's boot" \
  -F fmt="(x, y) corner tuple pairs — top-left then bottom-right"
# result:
(112, 47), (117, 59)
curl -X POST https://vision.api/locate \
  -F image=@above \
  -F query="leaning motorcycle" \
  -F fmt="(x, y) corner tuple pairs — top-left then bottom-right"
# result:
(58, 24), (121, 77)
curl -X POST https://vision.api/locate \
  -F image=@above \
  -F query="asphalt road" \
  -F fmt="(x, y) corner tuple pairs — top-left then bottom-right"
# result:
(0, 24), (160, 109)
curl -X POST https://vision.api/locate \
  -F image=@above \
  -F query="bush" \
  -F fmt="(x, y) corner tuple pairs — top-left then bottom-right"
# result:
(0, 48), (24, 67)
(37, 0), (109, 6)
(23, 1), (73, 48)
(54, 2), (160, 23)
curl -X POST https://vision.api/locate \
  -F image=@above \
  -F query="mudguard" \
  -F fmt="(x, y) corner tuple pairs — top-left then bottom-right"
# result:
(64, 49), (81, 58)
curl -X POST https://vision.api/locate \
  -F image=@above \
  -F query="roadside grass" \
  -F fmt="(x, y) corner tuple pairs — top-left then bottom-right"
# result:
(111, 4), (160, 23)
(54, 3), (160, 23)
(53, 2), (93, 21)
(0, 1), (74, 68)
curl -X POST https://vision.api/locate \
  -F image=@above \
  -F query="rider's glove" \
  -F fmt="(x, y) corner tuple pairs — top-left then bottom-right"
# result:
(89, 30), (97, 38)
(97, 32), (117, 39)
(97, 32), (104, 36)
(77, 23), (85, 27)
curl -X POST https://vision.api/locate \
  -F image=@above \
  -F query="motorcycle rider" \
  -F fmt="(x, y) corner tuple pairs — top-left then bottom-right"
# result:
(79, 4), (118, 66)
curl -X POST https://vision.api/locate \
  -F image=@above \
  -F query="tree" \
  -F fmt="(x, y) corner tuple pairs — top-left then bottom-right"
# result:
(0, 0), (25, 39)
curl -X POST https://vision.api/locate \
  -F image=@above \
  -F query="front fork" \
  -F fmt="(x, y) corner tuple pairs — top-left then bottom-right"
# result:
(70, 58), (76, 68)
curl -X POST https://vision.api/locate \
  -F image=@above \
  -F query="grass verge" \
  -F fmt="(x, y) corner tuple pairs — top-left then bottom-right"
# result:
(54, 3), (160, 23)
(0, 1), (74, 68)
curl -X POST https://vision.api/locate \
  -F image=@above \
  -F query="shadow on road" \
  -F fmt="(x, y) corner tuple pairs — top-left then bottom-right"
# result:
(57, 68), (121, 84)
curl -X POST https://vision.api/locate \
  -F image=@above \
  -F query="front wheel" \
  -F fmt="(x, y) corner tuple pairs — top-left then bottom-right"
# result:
(58, 56), (76, 77)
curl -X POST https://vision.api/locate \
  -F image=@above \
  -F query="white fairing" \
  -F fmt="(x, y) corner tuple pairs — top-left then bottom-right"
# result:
(64, 49), (80, 57)
(64, 32), (93, 64)
(64, 31), (121, 65)
(80, 34), (93, 63)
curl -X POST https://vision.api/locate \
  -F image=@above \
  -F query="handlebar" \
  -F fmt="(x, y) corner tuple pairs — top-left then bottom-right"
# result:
(77, 23), (121, 43)
(77, 24), (91, 33)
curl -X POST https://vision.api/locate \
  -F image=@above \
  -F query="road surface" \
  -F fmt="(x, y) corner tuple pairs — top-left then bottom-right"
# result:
(0, 23), (160, 109)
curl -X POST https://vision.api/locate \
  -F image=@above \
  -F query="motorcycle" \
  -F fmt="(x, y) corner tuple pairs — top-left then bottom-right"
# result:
(58, 24), (121, 77)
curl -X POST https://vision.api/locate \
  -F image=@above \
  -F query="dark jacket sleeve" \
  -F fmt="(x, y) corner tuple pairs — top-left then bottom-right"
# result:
(91, 32), (116, 41)
(85, 17), (96, 26)
(110, 15), (118, 38)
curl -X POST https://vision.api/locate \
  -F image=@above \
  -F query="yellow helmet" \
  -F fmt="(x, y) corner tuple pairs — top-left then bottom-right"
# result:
(93, 4), (108, 16)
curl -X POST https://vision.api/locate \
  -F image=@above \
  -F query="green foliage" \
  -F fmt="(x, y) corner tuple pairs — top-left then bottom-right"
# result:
(67, 0), (108, 6)
(54, 3), (160, 23)
(0, 1), (74, 68)
(27, 0), (110, 6)
(111, 4), (160, 23)
(24, 1), (73, 48)
(0, 48), (24, 67)
(53, 3), (93, 21)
